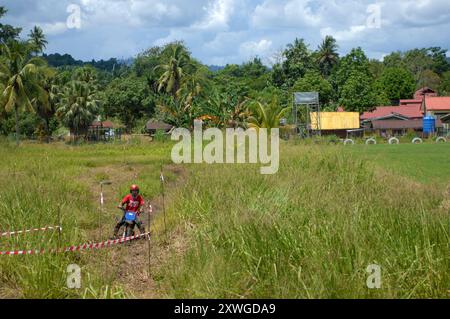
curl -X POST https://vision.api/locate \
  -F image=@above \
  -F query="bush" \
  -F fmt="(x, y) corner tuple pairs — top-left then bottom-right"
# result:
(153, 129), (168, 142)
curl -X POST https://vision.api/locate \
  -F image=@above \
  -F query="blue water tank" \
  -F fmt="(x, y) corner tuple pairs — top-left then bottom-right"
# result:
(423, 115), (436, 134)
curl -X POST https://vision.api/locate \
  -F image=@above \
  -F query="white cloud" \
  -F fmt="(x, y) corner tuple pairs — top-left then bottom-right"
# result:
(251, 0), (322, 28)
(240, 39), (273, 58)
(320, 25), (367, 42)
(192, 0), (235, 31)
(2, 0), (450, 63)
(40, 22), (67, 35)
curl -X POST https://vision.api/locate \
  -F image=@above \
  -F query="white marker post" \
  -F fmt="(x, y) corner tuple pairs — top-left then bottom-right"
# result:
(99, 181), (112, 241)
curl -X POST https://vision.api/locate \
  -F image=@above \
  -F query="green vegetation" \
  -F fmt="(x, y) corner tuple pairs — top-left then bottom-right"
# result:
(157, 143), (448, 298)
(2, 4), (450, 140)
(347, 143), (450, 185)
(0, 140), (447, 298)
(0, 140), (173, 298)
(0, 4), (448, 300)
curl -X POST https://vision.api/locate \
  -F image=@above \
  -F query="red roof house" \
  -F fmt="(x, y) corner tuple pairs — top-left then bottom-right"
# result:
(90, 121), (114, 128)
(361, 104), (423, 121)
(422, 96), (450, 113)
(399, 99), (422, 106)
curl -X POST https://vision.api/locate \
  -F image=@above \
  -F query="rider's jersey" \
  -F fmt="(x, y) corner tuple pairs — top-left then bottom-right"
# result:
(121, 194), (144, 213)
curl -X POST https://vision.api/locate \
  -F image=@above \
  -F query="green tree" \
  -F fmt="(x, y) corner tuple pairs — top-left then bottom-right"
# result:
(73, 66), (98, 86)
(403, 49), (433, 86)
(280, 38), (314, 87)
(33, 67), (60, 142)
(292, 71), (334, 106)
(427, 47), (450, 75)
(418, 69), (441, 91)
(247, 97), (291, 130)
(379, 67), (415, 103)
(28, 26), (48, 55)
(317, 35), (339, 77)
(154, 43), (194, 99)
(333, 47), (371, 96)
(104, 76), (154, 132)
(56, 81), (100, 139)
(369, 59), (384, 79)
(156, 92), (200, 128)
(0, 7), (21, 43)
(438, 71), (450, 95)
(338, 71), (378, 113)
(382, 51), (405, 68)
(241, 57), (268, 78)
(0, 40), (46, 145)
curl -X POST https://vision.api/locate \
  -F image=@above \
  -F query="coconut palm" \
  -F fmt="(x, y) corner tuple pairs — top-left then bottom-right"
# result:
(56, 81), (99, 140)
(0, 40), (46, 145)
(317, 35), (339, 77)
(73, 66), (98, 86)
(247, 97), (291, 131)
(33, 67), (59, 142)
(154, 44), (193, 99)
(28, 26), (47, 55)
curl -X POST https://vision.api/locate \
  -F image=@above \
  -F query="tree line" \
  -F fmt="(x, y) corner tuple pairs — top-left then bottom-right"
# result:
(1, 5), (450, 144)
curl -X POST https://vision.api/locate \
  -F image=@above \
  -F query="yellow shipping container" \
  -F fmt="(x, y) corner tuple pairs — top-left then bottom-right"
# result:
(310, 112), (360, 130)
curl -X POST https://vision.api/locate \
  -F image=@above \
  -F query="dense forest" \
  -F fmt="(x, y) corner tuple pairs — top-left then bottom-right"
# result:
(1, 5), (450, 143)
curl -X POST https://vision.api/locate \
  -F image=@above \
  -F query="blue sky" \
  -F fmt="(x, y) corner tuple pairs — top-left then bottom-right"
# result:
(3, 0), (450, 65)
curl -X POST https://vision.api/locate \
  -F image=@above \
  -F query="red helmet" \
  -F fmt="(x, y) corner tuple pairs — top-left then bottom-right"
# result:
(130, 184), (139, 193)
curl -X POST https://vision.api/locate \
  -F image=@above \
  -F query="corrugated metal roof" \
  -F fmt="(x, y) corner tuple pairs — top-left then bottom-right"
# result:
(424, 96), (450, 111)
(361, 105), (423, 120)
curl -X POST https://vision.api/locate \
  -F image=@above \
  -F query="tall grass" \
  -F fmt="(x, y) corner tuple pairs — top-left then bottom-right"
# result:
(0, 139), (448, 298)
(157, 144), (449, 298)
(0, 140), (172, 298)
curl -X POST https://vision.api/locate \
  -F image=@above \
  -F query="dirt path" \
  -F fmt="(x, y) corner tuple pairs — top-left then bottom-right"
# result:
(80, 163), (189, 298)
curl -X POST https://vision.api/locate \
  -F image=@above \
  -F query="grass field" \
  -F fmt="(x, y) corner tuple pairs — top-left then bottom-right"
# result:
(347, 143), (450, 185)
(0, 139), (448, 298)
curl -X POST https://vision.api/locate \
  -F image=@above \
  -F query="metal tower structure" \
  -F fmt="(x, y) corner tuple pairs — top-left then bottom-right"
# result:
(293, 92), (321, 138)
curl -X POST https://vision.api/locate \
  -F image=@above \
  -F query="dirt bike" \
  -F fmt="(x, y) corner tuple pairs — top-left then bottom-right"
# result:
(117, 207), (137, 238)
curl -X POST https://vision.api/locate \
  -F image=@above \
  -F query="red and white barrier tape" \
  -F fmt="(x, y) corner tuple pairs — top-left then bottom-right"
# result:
(1, 226), (62, 238)
(0, 232), (150, 256)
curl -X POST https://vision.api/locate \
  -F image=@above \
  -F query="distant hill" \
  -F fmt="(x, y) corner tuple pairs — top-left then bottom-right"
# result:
(42, 53), (83, 67)
(42, 53), (126, 72)
(208, 65), (225, 72)
(118, 57), (135, 66)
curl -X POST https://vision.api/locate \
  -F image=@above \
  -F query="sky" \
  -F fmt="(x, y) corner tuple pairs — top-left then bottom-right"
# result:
(2, 0), (450, 65)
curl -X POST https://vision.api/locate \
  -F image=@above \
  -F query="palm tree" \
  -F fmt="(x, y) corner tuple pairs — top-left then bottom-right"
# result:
(28, 26), (47, 55)
(317, 35), (339, 77)
(156, 91), (199, 128)
(33, 67), (59, 142)
(154, 44), (193, 99)
(0, 40), (46, 145)
(56, 81), (99, 140)
(247, 97), (291, 131)
(73, 66), (98, 86)
(202, 91), (251, 128)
